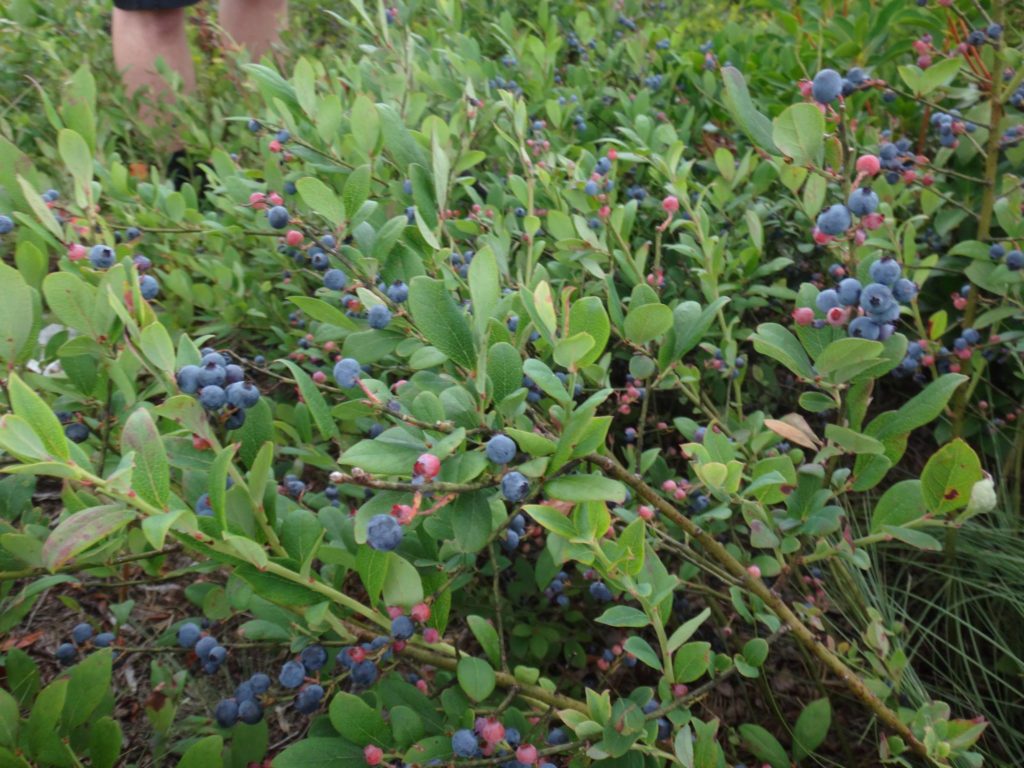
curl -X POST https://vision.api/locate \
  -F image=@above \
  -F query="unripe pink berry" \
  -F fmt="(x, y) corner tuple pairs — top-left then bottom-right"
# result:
(268, 192), (284, 206)
(638, 505), (654, 520)
(747, 564), (762, 578)
(607, 148), (618, 160)
(662, 195), (680, 214)
(423, 628), (440, 644)
(312, 371), (327, 383)
(812, 228), (834, 245)
(856, 155), (881, 175)
(68, 243), (87, 261)
(364, 745), (383, 765)
(826, 307), (849, 327)
(413, 453), (441, 480)
(249, 192), (267, 209)
(387, 606), (404, 619)
(286, 229), (304, 246)
(411, 602), (431, 622)
(416, 678), (429, 693)
(792, 307), (814, 326)
(516, 744), (538, 764)
(269, 140), (283, 153)
(481, 719), (506, 744)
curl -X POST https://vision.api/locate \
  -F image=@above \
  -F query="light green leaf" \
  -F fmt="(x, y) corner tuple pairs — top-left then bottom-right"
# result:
(407, 277), (475, 369)
(772, 103), (825, 166)
(595, 606), (650, 628)
(457, 657), (496, 702)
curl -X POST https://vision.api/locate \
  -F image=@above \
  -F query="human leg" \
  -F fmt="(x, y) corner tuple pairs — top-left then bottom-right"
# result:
(219, 0), (288, 61)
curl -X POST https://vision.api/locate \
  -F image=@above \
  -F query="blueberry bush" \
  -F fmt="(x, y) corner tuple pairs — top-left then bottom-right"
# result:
(0, 0), (1022, 766)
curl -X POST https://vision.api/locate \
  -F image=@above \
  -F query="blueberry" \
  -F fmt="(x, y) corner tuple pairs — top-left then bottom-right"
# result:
(1006, 250), (1024, 270)
(503, 529), (520, 550)
(811, 68), (843, 104)
(139, 275), (160, 300)
(276, 129), (291, 143)
(300, 644), (328, 673)
(94, 632), (115, 648)
(207, 645), (227, 664)
(848, 187), (879, 216)
(892, 278), (918, 303)
(368, 305), (392, 329)
(310, 251), (330, 271)
(657, 717), (671, 739)
(452, 729), (479, 757)
(367, 514), (403, 551)
(178, 622), (201, 648)
(836, 278), (862, 306)
(485, 434), (517, 464)
(226, 381), (260, 409)
(279, 660), (306, 689)
(816, 204), (852, 236)
(0, 215), (14, 234)
(197, 361), (227, 387)
(65, 423), (90, 443)
(194, 635), (218, 660)
(869, 258), (901, 286)
(547, 727), (569, 745)
(989, 243), (1005, 260)
(71, 623), (93, 644)
(501, 471), (530, 502)
(178, 367), (203, 395)
(815, 288), (840, 313)
(215, 699), (239, 727)
(89, 244), (116, 269)
(295, 684), (324, 714)
(849, 316), (881, 340)
(199, 385), (227, 410)
(350, 660), (378, 686)
(195, 493), (213, 517)
(391, 615), (415, 640)
(589, 581), (613, 602)
(962, 328), (981, 345)
(238, 699), (263, 724)
(247, 119), (262, 133)
(505, 728), (521, 746)
(333, 357), (362, 388)
(584, 180), (599, 196)
(56, 643), (77, 665)
(324, 268), (347, 290)
(267, 205), (290, 229)
(860, 283), (895, 314)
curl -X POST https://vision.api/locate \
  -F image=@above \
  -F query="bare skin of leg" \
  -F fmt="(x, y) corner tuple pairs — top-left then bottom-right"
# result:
(111, 8), (196, 128)
(219, 0), (288, 61)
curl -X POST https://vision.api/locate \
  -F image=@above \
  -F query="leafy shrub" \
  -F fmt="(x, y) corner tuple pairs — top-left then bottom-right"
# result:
(0, 0), (1020, 766)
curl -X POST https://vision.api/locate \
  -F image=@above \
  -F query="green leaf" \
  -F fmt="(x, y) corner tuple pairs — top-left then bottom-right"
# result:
(58, 129), (92, 207)
(140, 321), (176, 375)
(623, 635), (661, 671)
(288, 296), (359, 330)
(815, 338), (881, 376)
(296, 176), (345, 228)
(673, 641), (711, 683)
(624, 303), (673, 344)
(0, 264), (37, 366)
(544, 475), (626, 503)
(121, 408), (170, 508)
(42, 505), (136, 571)
(553, 332), (595, 369)
(177, 735), (223, 768)
(273, 738), (365, 767)
(329, 692), (389, 746)
(869, 374), (966, 440)
(88, 716), (122, 768)
(522, 504), (576, 539)
(43, 272), (108, 338)
(738, 724), (789, 768)
(668, 298), (729, 361)
(741, 638), (769, 667)
(667, 607), (711, 653)
(351, 94), (380, 154)
(487, 342), (523, 404)
(64, 648), (112, 729)
(468, 247), (500, 338)
(920, 438), (982, 515)
(882, 525), (941, 551)
(17, 175), (64, 240)
(340, 429), (424, 474)
(279, 359), (340, 441)
(27, 678), (69, 765)
(0, 688), (18, 747)
(343, 164), (372, 219)
(750, 323), (816, 380)
(824, 424), (884, 455)
(382, 553), (423, 607)
(772, 103), (825, 166)
(450, 490), (492, 553)
(407, 277), (475, 369)
(8, 372), (68, 460)
(568, 297), (610, 367)
(595, 606), (650, 628)
(870, 480), (927, 533)
(467, 615), (502, 666)
(457, 657), (496, 702)
(793, 698), (831, 762)
(523, 358), (570, 402)
(720, 67), (780, 154)
(234, 398), (273, 469)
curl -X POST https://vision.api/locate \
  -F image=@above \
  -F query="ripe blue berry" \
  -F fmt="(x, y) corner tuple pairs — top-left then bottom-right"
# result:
(215, 699), (239, 727)
(194, 635), (218, 660)
(589, 581), (613, 602)
(56, 643), (76, 665)
(89, 245), (116, 269)
(267, 205), (290, 229)
(391, 615), (415, 640)
(177, 622), (201, 648)
(892, 278), (918, 303)
(249, 672), (271, 694)
(224, 364), (245, 384)
(350, 660), (378, 686)
(197, 361), (227, 387)
(848, 316), (881, 340)
(584, 180), (599, 196)
(501, 471), (530, 502)
(485, 434), (517, 464)
(94, 632), (115, 648)
(452, 729), (479, 757)
(869, 258), (901, 287)
(961, 328), (981, 345)
(367, 514), (403, 551)
(836, 278), (862, 306)
(815, 288), (840, 313)
(226, 381), (260, 409)
(199, 385), (227, 410)
(139, 275), (160, 300)
(333, 357), (361, 388)
(295, 684), (324, 714)
(238, 699), (263, 724)
(816, 204), (852, 236)
(300, 644), (328, 673)
(1006, 250), (1024, 270)
(848, 187), (879, 216)
(0, 215), (14, 234)
(368, 305), (392, 329)
(72, 623), (93, 644)
(811, 68), (843, 104)
(279, 660), (306, 689)
(860, 283), (895, 315)
(989, 244), (1005, 260)
(195, 493), (213, 517)
(65, 423), (89, 443)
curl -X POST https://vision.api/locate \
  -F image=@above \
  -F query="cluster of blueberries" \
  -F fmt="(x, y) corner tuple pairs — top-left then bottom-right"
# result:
(808, 66), (871, 105)
(893, 327), (986, 380)
(175, 349), (262, 429)
(929, 110), (977, 149)
(988, 243), (1024, 272)
(450, 718), (557, 767)
(450, 249), (475, 278)
(487, 75), (524, 98)
(177, 622), (228, 675)
(814, 257), (918, 340)
(502, 513), (528, 552)
(321, 263), (404, 327)
(815, 183), (880, 239)
(55, 622), (117, 665)
(877, 138), (920, 185)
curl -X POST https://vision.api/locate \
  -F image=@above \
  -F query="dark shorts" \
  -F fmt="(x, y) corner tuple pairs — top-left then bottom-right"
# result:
(113, 0), (199, 9)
